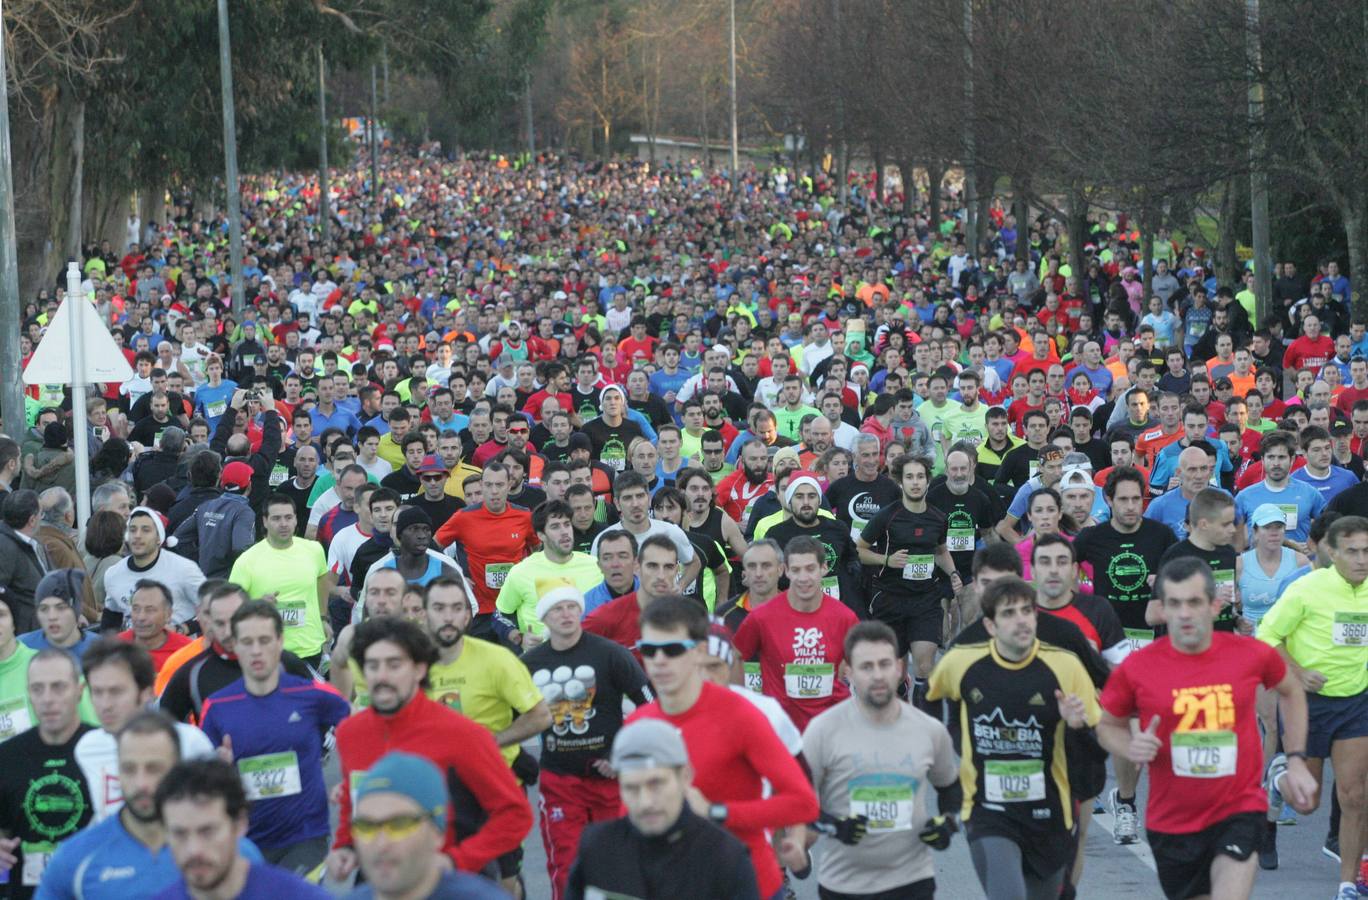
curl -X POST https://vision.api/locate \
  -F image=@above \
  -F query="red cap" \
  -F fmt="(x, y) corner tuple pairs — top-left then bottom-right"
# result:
(221, 461), (254, 491)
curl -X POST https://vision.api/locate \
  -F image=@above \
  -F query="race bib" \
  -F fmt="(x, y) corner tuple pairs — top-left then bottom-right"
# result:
(850, 780), (917, 833)
(1332, 612), (1368, 647)
(902, 555), (934, 581)
(242, 354), (256, 366)
(21, 842), (54, 887)
(947, 528), (975, 553)
(822, 575), (841, 600)
(485, 563), (512, 590)
(268, 464), (289, 487)
(1028, 459), (1040, 479)
(1190, 322), (1208, 337)
(743, 662), (762, 693)
(277, 599), (307, 629)
(1123, 628), (1155, 652)
(1170, 731), (1237, 778)
(239, 751), (303, 800)
(783, 662), (834, 699)
(741, 500), (757, 530)
(206, 399), (228, 419)
(983, 760), (1046, 803)
(0, 697), (31, 742)
(1213, 569), (1236, 605)
(1278, 505), (1298, 532)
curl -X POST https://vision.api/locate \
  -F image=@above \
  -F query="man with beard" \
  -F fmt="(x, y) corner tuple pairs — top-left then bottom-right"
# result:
(1073, 467), (1177, 846)
(422, 576), (550, 898)
(198, 601), (350, 872)
(715, 439), (774, 533)
(803, 621), (960, 899)
(797, 415), (835, 469)
(326, 617), (532, 882)
(927, 446), (1000, 587)
(765, 475), (860, 618)
(155, 758), (327, 898)
(857, 455), (960, 717)
(40, 711), (268, 899)
(827, 434), (901, 542)
(496, 501), (603, 646)
(679, 467), (748, 567)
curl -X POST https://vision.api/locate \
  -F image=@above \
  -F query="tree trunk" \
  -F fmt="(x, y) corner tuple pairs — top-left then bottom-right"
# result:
(1065, 186), (1088, 282)
(1014, 184), (1031, 264)
(973, 166), (991, 255)
(928, 161), (944, 234)
(872, 145), (885, 206)
(898, 158), (915, 216)
(1139, 201), (1155, 307)
(1345, 202), (1368, 323)
(1216, 177), (1238, 288)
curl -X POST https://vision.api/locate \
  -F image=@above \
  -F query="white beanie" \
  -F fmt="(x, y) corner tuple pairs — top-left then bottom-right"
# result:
(535, 578), (585, 622)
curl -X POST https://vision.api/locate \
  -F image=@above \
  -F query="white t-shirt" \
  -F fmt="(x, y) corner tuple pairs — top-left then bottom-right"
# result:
(588, 520), (697, 565)
(102, 551), (206, 625)
(76, 722), (215, 822)
(326, 523), (373, 587)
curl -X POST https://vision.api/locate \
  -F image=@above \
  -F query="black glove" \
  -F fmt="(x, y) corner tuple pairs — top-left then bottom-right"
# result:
(918, 815), (957, 851)
(813, 812), (868, 846)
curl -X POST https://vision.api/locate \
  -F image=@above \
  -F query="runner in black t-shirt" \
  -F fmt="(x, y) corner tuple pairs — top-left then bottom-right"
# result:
(827, 434), (901, 540)
(928, 447), (1001, 583)
(765, 474), (860, 618)
(580, 387), (644, 475)
(1070, 465), (1175, 847)
(521, 587), (652, 899)
(857, 454), (961, 716)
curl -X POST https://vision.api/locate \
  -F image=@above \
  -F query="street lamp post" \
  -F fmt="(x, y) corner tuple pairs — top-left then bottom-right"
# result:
(216, 0), (245, 317)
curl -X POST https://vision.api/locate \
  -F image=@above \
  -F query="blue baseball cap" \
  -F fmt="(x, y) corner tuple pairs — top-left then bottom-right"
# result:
(354, 752), (447, 830)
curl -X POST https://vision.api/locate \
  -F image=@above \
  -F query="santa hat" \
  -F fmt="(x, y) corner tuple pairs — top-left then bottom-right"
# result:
(128, 506), (177, 548)
(535, 577), (585, 622)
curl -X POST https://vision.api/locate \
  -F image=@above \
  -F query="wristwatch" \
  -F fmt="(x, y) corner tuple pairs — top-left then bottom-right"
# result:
(708, 803), (729, 824)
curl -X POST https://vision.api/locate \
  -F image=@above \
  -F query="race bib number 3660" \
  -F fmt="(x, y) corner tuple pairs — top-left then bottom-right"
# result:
(983, 759), (1045, 803)
(1332, 612), (1368, 647)
(485, 563), (512, 590)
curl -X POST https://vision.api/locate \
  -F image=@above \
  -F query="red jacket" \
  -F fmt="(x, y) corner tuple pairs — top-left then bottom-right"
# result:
(333, 691), (531, 872)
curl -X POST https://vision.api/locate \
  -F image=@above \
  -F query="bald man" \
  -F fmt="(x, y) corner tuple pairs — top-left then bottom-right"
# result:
(1143, 445), (1231, 543)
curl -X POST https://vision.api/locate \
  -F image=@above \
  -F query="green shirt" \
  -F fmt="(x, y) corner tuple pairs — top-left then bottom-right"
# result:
(1258, 566), (1368, 697)
(495, 551), (604, 637)
(773, 405), (822, 443)
(0, 643), (36, 742)
(229, 539), (329, 658)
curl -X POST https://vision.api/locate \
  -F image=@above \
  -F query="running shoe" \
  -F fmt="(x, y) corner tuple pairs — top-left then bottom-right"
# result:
(1259, 821), (1278, 870)
(1108, 788), (1138, 845)
(1325, 835), (1342, 863)
(1335, 882), (1357, 900)
(1277, 803), (1298, 826)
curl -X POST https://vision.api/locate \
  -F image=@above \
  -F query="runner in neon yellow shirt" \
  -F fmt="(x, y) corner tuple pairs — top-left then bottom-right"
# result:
(495, 501), (602, 641)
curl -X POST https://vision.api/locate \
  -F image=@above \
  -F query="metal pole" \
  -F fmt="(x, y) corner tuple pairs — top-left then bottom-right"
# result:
(963, 0), (977, 252)
(1246, 0), (1272, 328)
(64, 262), (90, 540)
(216, 0), (245, 317)
(369, 64), (380, 199)
(0, 0), (25, 437)
(524, 70), (535, 159)
(728, 0), (738, 189)
(317, 44), (330, 244)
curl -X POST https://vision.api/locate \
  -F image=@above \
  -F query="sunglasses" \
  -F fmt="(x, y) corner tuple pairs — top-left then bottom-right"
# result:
(352, 813), (430, 841)
(420, 474), (446, 482)
(636, 639), (697, 659)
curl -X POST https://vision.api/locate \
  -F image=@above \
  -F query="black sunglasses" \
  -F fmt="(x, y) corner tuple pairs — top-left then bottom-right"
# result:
(636, 639), (697, 659)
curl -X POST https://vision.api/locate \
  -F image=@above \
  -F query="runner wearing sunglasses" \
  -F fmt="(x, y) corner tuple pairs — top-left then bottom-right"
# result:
(627, 596), (818, 900)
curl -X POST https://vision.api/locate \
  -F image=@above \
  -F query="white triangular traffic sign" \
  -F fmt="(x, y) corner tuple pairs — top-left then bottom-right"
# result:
(22, 297), (133, 385)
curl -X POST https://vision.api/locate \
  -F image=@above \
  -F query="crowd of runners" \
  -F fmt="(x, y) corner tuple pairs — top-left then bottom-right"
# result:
(0, 142), (1361, 899)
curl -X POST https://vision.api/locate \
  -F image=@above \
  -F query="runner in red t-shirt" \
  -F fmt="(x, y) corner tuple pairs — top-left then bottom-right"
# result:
(433, 462), (536, 628)
(1097, 557), (1316, 900)
(732, 536), (859, 732)
(628, 596), (818, 900)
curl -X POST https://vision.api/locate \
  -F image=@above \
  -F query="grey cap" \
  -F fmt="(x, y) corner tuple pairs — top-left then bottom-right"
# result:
(1062, 451), (1092, 472)
(611, 719), (690, 772)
